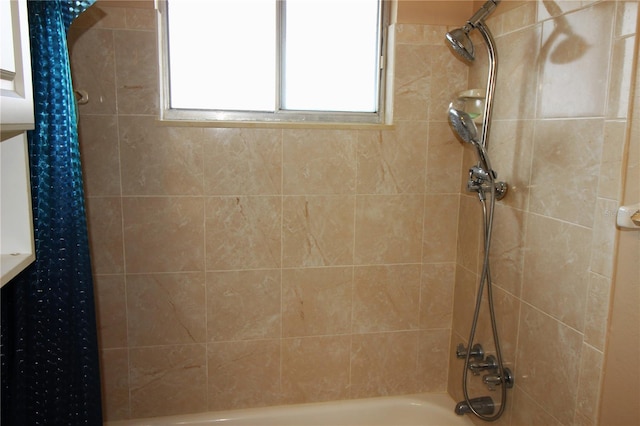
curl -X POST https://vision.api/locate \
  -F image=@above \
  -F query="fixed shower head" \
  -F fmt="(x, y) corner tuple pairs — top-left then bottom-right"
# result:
(445, 27), (475, 62)
(445, 0), (501, 62)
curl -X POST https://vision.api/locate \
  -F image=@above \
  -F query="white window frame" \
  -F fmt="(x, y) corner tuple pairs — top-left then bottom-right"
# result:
(156, 0), (392, 126)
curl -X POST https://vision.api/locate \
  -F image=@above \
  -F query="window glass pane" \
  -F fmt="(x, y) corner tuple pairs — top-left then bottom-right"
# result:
(167, 0), (276, 111)
(283, 0), (380, 112)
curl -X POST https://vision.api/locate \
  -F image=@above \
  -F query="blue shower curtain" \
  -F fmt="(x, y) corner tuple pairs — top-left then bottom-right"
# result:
(1, 1), (102, 424)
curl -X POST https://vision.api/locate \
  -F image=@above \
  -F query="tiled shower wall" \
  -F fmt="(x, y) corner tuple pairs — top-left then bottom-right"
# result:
(448, 1), (638, 425)
(69, 4), (471, 421)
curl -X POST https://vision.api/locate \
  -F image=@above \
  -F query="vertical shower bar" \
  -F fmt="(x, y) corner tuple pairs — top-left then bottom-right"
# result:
(476, 22), (497, 150)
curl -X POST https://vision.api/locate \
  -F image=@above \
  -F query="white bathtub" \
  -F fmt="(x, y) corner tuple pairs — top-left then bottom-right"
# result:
(107, 393), (475, 426)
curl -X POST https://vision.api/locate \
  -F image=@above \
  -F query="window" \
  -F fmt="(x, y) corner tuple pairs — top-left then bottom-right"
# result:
(158, 0), (390, 125)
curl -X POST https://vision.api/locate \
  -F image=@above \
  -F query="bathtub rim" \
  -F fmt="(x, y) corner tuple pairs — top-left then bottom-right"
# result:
(105, 392), (475, 426)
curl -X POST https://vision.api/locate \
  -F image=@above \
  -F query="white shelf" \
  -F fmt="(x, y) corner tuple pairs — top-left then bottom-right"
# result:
(1, 0), (34, 130)
(1, 253), (34, 286)
(1, 132), (34, 287)
(1, 0), (35, 287)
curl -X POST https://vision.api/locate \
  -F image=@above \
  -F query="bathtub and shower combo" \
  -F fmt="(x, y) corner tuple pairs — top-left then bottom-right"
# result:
(111, 1), (513, 425)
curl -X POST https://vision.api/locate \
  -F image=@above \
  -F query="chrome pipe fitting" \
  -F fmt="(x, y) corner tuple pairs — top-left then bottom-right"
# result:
(468, 354), (498, 375)
(483, 367), (514, 391)
(455, 396), (495, 416)
(456, 343), (484, 361)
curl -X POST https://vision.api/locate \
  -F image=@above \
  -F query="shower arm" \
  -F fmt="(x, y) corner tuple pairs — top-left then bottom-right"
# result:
(475, 21), (497, 151)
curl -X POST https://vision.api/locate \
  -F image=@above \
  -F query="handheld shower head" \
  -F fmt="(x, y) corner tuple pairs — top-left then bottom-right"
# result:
(448, 105), (493, 175)
(448, 105), (479, 145)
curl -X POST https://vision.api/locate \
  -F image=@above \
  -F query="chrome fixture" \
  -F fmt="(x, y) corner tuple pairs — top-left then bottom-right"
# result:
(445, 0), (499, 62)
(445, 0), (512, 422)
(448, 107), (507, 200)
(445, 0), (499, 150)
(448, 107), (492, 173)
(455, 396), (495, 416)
(468, 355), (498, 376)
(445, 28), (475, 62)
(483, 368), (514, 391)
(456, 343), (484, 361)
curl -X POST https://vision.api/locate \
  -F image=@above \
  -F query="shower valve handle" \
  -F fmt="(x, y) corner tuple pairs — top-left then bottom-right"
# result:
(456, 343), (484, 360)
(468, 354), (498, 375)
(483, 367), (514, 391)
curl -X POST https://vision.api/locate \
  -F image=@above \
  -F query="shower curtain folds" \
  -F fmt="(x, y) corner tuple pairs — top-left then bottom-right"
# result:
(1, 1), (101, 425)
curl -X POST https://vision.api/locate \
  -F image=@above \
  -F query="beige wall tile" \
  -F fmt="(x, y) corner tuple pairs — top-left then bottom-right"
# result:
(78, 115), (120, 197)
(416, 329), (451, 392)
(282, 267), (352, 338)
(607, 35), (635, 119)
(456, 195), (482, 273)
(282, 129), (357, 195)
(498, 1), (537, 35)
(429, 45), (473, 122)
(447, 333), (464, 403)
(522, 214), (591, 332)
(615, 2), (639, 38)
(395, 24), (450, 45)
(598, 121), (626, 199)
(99, 348), (130, 421)
(516, 304), (583, 425)
(537, 1), (586, 21)
(451, 265), (477, 341)
(129, 344), (207, 418)
(510, 385), (563, 426)
(426, 121), (464, 194)
(94, 274), (127, 349)
(353, 265), (421, 333)
(487, 119), (534, 212)
(68, 27), (117, 115)
(354, 194), (423, 264)
(203, 128), (282, 196)
(357, 121), (428, 194)
(86, 197), (124, 274)
(207, 270), (281, 342)
(281, 336), (351, 404)
(492, 25), (541, 121)
(126, 273), (206, 346)
(584, 273), (611, 351)
(393, 43), (434, 121)
(125, 7), (156, 30)
(350, 331), (419, 398)
(590, 198), (618, 278)
(530, 119), (604, 227)
(207, 340), (281, 411)
(205, 196), (281, 270)
(119, 116), (204, 196)
(123, 197), (205, 273)
(282, 196), (355, 267)
(114, 29), (159, 114)
(489, 204), (526, 297)
(576, 344), (604, 424)
(72, 5), (127, 29)
(420, 263), (455, 329)
(474, 286), (521, 366)
(538, 3), (614, 118)
(423, 194), (459, 263)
